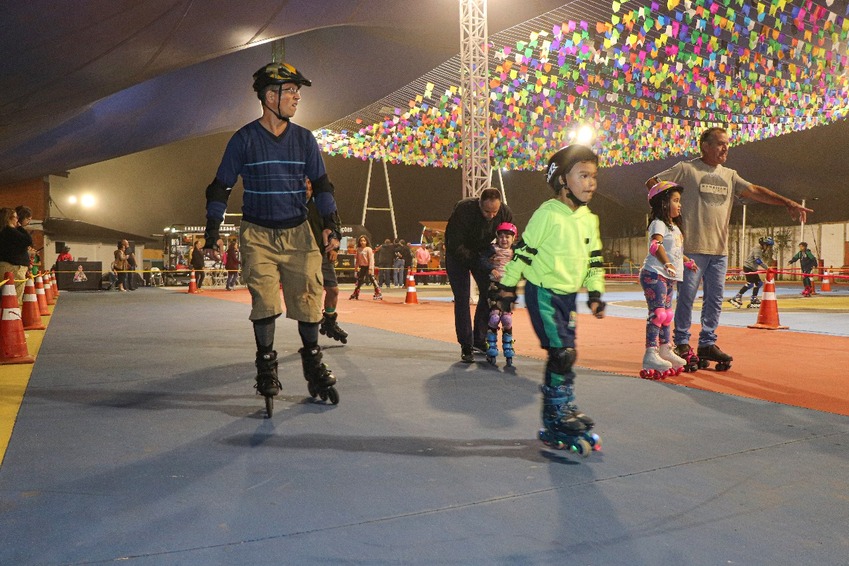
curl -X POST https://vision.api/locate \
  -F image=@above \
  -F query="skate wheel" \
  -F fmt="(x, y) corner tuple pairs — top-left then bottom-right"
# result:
(674, 366), (684, 376)
(505, 358), (513, 367)
(698, 359), (709, 369)
(717, 362), (731, 371)
(319, 389), (328, 401)
(265, 395), (274, 418)
(486, 356), (496, 365)
(340, 337), (348, 344)
(588, 433), (602, 451)
(327, 387), (340, 405)
(307, 382), (318, 398)
(639, 369), (649, 379)
(572, 438), (592, 457)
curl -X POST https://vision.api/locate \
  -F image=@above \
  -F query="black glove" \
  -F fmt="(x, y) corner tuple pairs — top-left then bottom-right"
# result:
(587, 291), (606, 315)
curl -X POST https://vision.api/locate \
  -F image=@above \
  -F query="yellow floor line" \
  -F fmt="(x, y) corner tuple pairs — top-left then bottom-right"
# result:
(0, 315), (49, 468)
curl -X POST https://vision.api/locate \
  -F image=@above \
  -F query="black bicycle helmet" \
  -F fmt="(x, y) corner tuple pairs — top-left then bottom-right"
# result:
(252, 62), (312, 96)
(545, 144), (598, 204)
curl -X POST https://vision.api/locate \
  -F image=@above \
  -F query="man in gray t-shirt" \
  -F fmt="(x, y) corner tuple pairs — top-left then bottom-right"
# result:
(647, 127), (810, 367)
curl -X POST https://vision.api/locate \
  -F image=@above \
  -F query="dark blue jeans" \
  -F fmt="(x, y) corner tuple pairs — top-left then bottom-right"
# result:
(446, 256), (490, 348)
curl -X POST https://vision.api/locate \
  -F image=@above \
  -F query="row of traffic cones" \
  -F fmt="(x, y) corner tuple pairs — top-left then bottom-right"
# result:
(1, 271), (58, 364)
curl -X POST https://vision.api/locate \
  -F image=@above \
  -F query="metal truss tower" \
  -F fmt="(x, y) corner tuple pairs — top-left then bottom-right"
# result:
(459, 0), (490, 199)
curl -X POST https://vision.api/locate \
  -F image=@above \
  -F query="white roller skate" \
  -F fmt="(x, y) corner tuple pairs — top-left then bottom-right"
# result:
(658, 343), (685, 375)
(639, 347), (674, 380)
(728, 294), (743, 308)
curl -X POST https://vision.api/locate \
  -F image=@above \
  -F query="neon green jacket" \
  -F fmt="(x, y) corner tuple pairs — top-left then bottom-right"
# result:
(501, 198), (605, 295)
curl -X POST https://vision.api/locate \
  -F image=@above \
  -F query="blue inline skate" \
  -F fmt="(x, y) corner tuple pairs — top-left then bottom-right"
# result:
(486, 329), (499, 365)
(538, 384), (601, 457)
(502, 331), (514, 367)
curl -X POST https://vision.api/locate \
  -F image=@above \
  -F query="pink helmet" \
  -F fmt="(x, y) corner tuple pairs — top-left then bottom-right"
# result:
(647, 180), (684, 203)
(496, 222), (517, 236)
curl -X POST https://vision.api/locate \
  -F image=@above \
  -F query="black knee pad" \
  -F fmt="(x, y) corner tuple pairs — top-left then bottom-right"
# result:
(546, 347), (576, 376)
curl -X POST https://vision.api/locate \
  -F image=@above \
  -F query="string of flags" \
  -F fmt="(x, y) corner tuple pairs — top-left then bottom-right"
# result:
(314, 0), (849, 170)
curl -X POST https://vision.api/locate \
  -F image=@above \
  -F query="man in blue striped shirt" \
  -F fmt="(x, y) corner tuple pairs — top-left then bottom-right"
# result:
(203, 62), (341, 403)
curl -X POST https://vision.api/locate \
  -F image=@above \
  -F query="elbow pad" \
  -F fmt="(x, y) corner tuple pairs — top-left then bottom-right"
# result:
(649, 239), (660, 256)
(205, 178), (231, 221)
(311, 175), (337, 217)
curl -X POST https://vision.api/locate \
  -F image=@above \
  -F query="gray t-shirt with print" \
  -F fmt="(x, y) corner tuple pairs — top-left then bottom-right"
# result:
(655, 158), (751, 256)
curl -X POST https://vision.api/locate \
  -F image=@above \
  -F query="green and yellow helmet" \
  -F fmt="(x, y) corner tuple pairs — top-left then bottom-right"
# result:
(252, 62), (312, 96)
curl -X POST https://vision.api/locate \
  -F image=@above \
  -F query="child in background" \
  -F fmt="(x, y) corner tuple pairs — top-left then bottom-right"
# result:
(639, 181), (697, 378)
(729, 236), (774, 309)
(483, 221), (517, 366)
(499, 145), (605, 455)
(788, 241), (818, 297)
(349, 235), (382, 301)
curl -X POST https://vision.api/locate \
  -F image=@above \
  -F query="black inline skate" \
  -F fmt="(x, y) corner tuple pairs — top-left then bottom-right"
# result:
(319, 311), (348, 344)
(255, 351), (282, 418)
(538, 384), (601, 457)
(300, 345), (339, 404)
(697, 343), (732, 371)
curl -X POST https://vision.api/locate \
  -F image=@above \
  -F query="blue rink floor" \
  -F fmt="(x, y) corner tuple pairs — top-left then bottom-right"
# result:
(1, 288), (848, 565)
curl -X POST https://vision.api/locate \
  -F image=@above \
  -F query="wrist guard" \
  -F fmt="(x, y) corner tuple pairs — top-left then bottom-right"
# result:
(587, 291), (606, 314)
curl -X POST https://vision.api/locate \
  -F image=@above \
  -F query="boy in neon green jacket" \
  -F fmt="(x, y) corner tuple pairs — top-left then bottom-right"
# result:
(500, 145), (606, 455)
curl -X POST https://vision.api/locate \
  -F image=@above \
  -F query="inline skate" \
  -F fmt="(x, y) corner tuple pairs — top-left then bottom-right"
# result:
(538, 384), (601, 457)
(639, 347), (675, 379)
(319, 311), (348, 344)
(728, 294), (743, 309)
(674, 343), (700, 372)
(255, 351), (282, 418)
(485, 329), (499, 365)
(697, 343), (732, 371)
(747, 296), (761, 309)
(502, 331), (514, 367)
(300, 345), (339, 404)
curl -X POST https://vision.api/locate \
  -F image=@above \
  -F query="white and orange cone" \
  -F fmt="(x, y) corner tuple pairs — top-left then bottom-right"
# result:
(404, 271), (419, 305)
(21, 276), (45, 330)
(34, 274), (50, 316)
(188, 270), (199, 294)
(43, 271), (56, 305)
(51, 269), (60, 297)
(748, 268), (788, 330)
(0, 271), (35, 364)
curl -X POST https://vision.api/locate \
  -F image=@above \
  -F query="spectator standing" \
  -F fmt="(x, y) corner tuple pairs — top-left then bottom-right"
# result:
(445, 188), (512, 362)
(375, 239), (395, 289)
(414, 244), (431, 285)
(224, 240), (241, 290)
(56, 246), (73, 263)
(0, 207), (33, 303)
(646, 127), (811, 367)
(125, 241), (138, 290)
(392, 239), (405, 287)
(190, 239), (206, 290)
(112, 240), (128, 292)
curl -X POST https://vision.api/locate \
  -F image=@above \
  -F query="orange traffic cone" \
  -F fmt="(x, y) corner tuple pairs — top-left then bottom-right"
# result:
(821, 269), (832, 292)
(43, 271), (56, 305)
(404, 271), (419, 304)
(34, 274), (50, 316)
(188, 270), (199, 294)
(51, 269), (60, 297)
(748, 268), (788, 330)
(21, 276), (45, 330)
(0, 272), (35, 364)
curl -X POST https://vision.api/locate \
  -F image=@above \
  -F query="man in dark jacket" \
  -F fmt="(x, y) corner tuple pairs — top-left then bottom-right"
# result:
(445, 188), (513, 362)
(375, 239), (396, 288)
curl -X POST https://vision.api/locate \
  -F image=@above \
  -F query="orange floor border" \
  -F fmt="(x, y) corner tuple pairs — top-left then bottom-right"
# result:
(204, 288), (849, 417)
